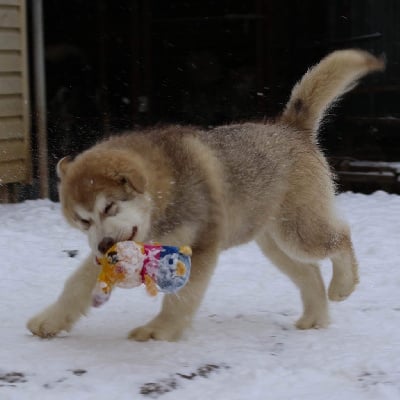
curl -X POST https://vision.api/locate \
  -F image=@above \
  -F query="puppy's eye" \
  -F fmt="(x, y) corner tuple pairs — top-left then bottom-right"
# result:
(80, 219), (91, 230)
(104, 202), (117, 216)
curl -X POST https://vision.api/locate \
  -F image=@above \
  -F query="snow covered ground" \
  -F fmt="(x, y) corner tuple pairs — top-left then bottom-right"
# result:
(1, 191), (399, 399)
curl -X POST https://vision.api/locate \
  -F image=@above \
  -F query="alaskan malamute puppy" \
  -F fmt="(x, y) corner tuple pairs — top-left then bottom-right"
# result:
(28, 50), (384, 341)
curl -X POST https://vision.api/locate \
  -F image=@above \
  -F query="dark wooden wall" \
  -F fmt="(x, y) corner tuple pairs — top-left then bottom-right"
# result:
(36, 0), (399, 198)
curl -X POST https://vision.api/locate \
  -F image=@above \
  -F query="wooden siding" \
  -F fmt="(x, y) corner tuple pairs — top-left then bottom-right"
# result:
(0, 0), (30, 185)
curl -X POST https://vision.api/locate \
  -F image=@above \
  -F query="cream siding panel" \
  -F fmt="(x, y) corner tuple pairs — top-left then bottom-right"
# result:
(0, 95), (22, 117)
(0, 0), (30, 185)
(0, 75), (22, 94)
(0, 159), (25, 183)
(0, 31), (21, 50)
(0, 52), (22, 72)
(0, 1), (19, 6)
(0, 7), (19, 28)
(0, 118), (23, 139)
(0, 138), (24, 162)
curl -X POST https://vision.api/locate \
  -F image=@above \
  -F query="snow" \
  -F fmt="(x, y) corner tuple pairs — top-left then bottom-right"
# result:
(1, 192), (400, 399)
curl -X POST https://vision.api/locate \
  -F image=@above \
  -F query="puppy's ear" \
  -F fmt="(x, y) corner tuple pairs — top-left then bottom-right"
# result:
(56, 156), (72, 179)
(119, 169), (146, 194)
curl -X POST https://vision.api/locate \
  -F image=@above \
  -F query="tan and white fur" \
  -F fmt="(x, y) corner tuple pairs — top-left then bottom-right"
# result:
(27, 50), (384, 341)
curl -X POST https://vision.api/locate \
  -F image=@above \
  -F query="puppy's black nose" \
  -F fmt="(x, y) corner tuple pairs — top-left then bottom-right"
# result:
(98, 237), (115, 254)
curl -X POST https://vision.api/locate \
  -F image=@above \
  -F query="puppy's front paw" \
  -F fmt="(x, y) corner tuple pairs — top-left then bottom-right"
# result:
(128, 318), (186, 342)
(27, 305), (73, 338)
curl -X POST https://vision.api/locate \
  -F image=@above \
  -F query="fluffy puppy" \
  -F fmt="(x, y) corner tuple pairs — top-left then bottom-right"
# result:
(28, 50), (384, 341)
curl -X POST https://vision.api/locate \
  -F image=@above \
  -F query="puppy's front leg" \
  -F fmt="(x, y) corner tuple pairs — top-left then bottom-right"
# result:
(27, 255), (98, 338)
(129, 247), (219, 341)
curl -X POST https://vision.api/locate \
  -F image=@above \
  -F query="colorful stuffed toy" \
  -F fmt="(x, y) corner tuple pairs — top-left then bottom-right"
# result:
(92, 241), (192, 307)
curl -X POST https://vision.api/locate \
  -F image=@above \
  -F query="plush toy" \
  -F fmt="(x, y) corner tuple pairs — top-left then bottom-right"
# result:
(92, 241), (192, 307)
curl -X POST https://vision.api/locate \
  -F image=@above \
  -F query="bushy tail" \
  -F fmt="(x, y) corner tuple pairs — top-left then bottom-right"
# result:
(280, 49), (385, 140)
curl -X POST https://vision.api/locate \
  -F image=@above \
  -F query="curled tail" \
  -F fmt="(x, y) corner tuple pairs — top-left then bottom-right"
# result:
(281, 49), (385, 140)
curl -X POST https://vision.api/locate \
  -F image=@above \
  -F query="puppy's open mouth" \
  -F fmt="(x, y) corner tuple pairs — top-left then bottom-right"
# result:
(95, 226), (138, 265)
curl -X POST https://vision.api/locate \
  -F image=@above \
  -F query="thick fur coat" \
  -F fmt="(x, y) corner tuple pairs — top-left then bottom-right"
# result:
(28, 50), (384, 341)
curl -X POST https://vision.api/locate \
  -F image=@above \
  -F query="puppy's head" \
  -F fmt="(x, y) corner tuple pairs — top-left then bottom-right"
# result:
(57, 148), (153, 256)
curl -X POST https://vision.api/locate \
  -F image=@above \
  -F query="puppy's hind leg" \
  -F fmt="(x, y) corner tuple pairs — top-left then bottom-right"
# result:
(27, 255), (99, 338)
(274, 198), (359, 303)
(327, 225), (359, 301)
(256, 232), (329, 329)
